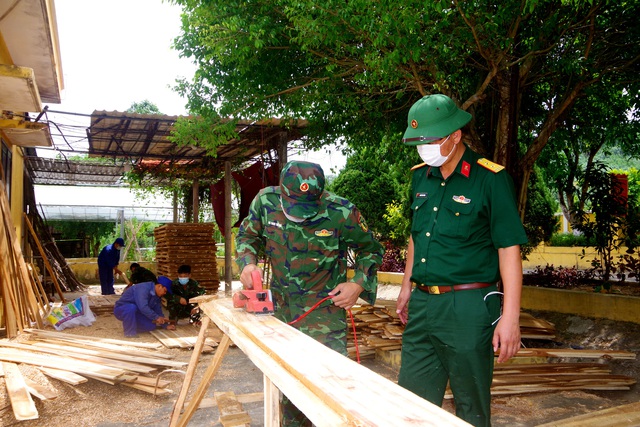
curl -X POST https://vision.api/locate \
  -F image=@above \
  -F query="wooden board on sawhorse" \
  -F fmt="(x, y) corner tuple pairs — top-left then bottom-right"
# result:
(170, 297), (473, 427)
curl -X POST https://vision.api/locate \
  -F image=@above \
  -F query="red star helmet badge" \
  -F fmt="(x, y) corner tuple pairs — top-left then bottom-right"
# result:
(300, 182), (309, 192)
(411, 119), (418, 129)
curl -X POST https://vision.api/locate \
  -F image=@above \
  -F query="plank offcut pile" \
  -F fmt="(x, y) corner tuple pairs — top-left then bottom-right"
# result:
(0, 328), (187, 421)
(154, 223), (220, 292)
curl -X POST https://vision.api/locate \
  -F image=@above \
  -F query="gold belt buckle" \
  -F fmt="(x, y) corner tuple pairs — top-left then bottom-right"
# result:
(428, 286), (440, 295)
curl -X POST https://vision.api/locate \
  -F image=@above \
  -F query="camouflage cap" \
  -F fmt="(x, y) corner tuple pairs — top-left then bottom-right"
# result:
(402, 94), (472, 145)
(280, 160), (325, 219)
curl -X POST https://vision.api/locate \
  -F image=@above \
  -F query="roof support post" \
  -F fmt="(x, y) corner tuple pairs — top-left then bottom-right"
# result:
(192, 180), (199, 223)
(224, 160), (233, 293)
(172, 190), (178, 223)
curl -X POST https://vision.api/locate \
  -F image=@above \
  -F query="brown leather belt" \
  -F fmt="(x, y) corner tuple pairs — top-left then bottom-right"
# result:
(417, 282), (493, 295)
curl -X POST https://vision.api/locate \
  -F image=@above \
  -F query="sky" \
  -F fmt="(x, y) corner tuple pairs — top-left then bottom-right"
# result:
(36, 0), (345, 208)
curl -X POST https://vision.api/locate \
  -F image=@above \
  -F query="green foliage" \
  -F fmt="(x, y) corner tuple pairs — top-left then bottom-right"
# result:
(522, 166), (559, 256)
(383, 201), (411, 247)
(571, 162), (631, 282)
(47, 220), (115, 257)
(126, 100), (162, 114)
(548, 233), (592, 247)
(329, 152), (397, 239)
(169, 0), (639, 248)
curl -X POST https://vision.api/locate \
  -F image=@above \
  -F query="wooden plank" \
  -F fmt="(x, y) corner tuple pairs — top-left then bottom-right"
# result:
(170, 316), (211, 427)
(511, 348), (636, 360)
(175, 334), (232, 427)
(200, 298), (471, 427)
(24, 328), (164, 349)
(24, 377), (58, 401)
(535, 401), (640, 427)
(216, 391), (251, 427)
(0, 348), (126, 381)
(38, 367), (88, 385)
(3, 362), (38, 420)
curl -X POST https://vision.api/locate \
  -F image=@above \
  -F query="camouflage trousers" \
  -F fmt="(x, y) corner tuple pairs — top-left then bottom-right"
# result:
(275, 302), (348, 427)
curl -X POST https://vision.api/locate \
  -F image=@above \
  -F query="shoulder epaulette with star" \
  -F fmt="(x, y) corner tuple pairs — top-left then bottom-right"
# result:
(411, 162), (428, 171)
(477, 158), (504, 173)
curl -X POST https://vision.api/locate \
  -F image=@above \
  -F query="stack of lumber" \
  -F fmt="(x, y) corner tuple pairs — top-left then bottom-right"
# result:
(347, 301), (559, 360)
(150, 326), (220, 351)
(154, 223), (220, 292)
(345, 300), (636, 397)
(87, 294), (120, 315)
(0, 328), (187, 421)
(0, 185), (48, 337)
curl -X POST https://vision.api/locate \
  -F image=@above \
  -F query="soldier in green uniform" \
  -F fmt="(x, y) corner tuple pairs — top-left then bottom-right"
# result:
(396, 94), (528, 427)
(166, 264), (206, 325)
(236, 160), (384, 427)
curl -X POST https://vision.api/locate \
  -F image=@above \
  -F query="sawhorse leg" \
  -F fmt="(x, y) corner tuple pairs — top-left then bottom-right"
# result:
(169, 317), (232, 427)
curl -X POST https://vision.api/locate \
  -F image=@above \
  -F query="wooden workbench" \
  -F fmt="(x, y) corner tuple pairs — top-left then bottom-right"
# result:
(171, 297), (470, 426)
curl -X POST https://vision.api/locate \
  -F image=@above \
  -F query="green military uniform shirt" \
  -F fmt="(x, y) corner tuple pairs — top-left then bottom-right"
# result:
(409, 145), (528, 286)
(236, 186), (384, 332)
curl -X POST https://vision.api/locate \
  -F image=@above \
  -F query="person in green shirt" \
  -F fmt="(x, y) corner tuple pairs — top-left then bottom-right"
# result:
(129, 263), (157, 286)
(166, 264), (206, 325)
(236, 160), (384, 427)
(396, 94), (528, 427)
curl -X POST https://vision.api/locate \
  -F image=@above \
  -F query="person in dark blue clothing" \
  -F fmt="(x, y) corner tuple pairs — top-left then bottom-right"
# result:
(113, 276), (173, 337)
(97, 237), (125, 295)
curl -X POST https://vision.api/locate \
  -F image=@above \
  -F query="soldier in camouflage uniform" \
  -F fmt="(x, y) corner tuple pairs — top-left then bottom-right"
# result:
(236, 160), (384, 427)
(167, 264), (206, 324)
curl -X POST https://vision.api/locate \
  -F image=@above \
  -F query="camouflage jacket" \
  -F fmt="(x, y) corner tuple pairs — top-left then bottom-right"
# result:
(168, 278), (205, 306)
(236, 186), (384, 323)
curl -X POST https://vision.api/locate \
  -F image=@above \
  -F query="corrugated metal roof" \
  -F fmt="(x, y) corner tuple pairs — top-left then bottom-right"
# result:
(25, 156), (125, 186)
(39, 204), (174, 222)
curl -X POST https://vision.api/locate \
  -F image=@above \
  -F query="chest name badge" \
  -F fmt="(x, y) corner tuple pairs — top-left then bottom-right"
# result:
(416, 192), (428, 198)
(453, 195), (471, 204)
(268, 221), (283, 228)
(315, 229), (334, 237)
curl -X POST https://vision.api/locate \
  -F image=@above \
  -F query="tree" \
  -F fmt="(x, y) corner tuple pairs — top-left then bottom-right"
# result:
(170, 0), (640, 218)
(126, 100), (162, 115)
(571, 162), (635, 284)
(538, 87), (640, 227)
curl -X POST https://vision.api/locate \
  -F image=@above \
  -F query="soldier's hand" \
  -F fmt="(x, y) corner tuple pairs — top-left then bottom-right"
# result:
(180, 297), (187, 305)
(240, 265), (262, 290)
(329, 282), (364, 309)
(396, 286), (412, 325)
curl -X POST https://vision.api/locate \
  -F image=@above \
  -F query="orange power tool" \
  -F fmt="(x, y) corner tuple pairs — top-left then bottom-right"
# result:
(233, 270), (274, 314)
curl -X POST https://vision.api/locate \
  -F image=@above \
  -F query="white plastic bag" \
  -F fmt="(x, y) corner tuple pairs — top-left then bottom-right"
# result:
(46, 295), (96, 331)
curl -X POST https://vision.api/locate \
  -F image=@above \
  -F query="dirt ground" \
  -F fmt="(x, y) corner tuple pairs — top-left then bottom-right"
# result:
(0, 285), (638, 427)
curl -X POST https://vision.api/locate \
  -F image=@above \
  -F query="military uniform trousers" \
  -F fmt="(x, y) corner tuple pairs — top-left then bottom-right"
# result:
(398, 284), (500, 427)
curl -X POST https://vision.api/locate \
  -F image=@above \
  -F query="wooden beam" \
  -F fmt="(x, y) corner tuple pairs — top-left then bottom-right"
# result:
(23, 213), (65, 303)
(175, 334), (232, 427)
(199, 298), (471, 427)
(169, 316), (211, 427)
(3, 362), (38, 420)
(224, 160), (232, 293)
(535, 401), (640, 427)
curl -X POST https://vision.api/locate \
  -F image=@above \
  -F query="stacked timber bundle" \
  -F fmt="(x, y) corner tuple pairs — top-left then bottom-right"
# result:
(0, 186), (48, 338)
(347, 300), (636, 397)
(154, 223), (220, 292)
(347, 301), (558, 360)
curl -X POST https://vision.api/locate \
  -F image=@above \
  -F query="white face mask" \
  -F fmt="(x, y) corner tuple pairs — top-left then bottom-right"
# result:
(280, 201), (306, 223)
(416, 135), (453, 167)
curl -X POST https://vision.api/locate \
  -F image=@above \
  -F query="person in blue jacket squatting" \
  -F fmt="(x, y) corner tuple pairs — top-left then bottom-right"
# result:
(113, 276), (174, 337)
(97, 237), (125, 295)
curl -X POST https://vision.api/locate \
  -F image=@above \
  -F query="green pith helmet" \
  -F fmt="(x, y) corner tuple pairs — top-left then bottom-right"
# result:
(402, 94), (472, 145)
(280, 160), (325, 219)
